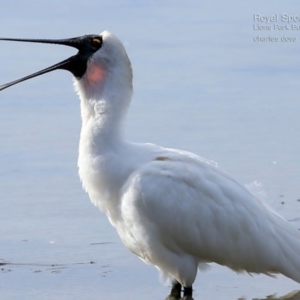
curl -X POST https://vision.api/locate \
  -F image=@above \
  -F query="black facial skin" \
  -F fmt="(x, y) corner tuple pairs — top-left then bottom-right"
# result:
(0, 34), (102, 91)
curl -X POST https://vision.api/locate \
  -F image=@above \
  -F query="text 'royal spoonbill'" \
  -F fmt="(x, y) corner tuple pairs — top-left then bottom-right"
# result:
(0, 31), (300, 300)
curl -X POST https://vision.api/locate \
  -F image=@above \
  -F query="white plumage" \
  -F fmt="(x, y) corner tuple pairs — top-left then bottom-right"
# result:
(76, 32), (300, 292)
(1, 30), (299, 299)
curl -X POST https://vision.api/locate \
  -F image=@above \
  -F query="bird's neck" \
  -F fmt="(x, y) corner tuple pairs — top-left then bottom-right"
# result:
(74, 52), (133, 149)
(79, 95), (124, 146)
(75, 78), (133, 214)
(75, 75), (132, 149)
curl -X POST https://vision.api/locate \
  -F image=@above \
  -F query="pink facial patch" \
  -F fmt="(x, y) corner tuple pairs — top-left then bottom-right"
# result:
(86, 64), (106, 84)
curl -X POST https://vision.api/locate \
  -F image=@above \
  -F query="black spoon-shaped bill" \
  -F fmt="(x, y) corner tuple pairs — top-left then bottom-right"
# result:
(0, 35), (103, 91)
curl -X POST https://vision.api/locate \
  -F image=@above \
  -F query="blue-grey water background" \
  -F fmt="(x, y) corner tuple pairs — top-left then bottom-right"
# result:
(0, 1), (300, 299)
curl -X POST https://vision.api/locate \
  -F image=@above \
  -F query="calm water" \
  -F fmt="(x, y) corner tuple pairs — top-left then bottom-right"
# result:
(1, 1), (300, 299)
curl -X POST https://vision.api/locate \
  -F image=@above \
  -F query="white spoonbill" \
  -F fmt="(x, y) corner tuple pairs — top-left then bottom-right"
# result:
(1, 31), (300, 300)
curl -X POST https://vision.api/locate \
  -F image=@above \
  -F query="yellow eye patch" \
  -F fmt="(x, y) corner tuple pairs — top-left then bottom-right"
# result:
(90, 37), (102, 51)
(93, 38), (101, 44)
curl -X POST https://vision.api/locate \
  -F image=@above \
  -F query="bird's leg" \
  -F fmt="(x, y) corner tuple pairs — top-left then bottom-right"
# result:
(181, 286), (193, 300)
(166, 280), (182, 299)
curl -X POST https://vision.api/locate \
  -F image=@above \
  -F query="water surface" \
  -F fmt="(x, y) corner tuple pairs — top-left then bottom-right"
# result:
(0, 1), (300, 299)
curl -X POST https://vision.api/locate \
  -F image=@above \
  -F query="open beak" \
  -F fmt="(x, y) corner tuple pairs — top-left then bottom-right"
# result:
(0, 34), (102, 91)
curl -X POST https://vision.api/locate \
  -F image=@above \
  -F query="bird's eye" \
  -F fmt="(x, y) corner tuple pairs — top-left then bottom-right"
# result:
(91, 37), (102, 51)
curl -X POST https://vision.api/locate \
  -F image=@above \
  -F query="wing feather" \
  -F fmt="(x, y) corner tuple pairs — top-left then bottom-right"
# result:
(118, 152), (300, 283)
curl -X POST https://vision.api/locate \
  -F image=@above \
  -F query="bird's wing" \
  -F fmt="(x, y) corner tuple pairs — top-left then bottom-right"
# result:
(119, 150), (300, 281)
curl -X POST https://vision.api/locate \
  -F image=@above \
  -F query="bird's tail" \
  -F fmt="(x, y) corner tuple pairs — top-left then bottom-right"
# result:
(273, 216), (300, 283)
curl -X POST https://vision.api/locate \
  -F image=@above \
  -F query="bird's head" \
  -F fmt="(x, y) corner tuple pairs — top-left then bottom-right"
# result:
(0, 31), (133, 103)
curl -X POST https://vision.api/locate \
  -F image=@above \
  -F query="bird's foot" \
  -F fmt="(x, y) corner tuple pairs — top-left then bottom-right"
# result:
(166, 296), (181, 300)
(181, 286), (193, 300)
(166, 281), (182, 300)
(180, 296), (194, 300)
(166, 282), (194, 300)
